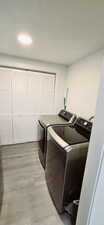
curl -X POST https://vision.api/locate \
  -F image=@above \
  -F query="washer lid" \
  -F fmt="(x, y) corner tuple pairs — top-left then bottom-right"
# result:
(39, 114), (69, 127)
(52, 126), (89, 145)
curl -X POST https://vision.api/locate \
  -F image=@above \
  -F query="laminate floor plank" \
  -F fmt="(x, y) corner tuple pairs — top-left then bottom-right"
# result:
(0, 142), (71, 225)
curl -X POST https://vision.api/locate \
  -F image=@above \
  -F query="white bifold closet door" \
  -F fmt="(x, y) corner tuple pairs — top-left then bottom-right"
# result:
(0, 68), (13, 145)
(0, 68), (55, 145)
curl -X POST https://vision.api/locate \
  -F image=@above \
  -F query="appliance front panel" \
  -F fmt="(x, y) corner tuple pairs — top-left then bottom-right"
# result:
(38, 120), (46, 168)
(46, 137), (66, 213)
(45, 133), (89, 213)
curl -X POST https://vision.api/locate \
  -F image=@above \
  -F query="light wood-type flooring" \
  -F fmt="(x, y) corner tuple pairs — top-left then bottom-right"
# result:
(0, 142), (71, 225)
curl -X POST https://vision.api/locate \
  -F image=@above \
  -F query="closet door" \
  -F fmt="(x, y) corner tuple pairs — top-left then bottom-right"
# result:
(12, 70), (55, 143)
(40, 74), (55, 113)
(12, 70), (31, 143)
(0, 68), (55, 144)
(0, 68), (13, 145)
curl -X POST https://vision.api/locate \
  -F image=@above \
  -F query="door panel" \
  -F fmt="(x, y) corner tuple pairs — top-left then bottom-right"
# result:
(0, 69), (12, 145)
(13, 115), (39, 143)
(0, 68), (55, 145)
(0, 116), (12, 145)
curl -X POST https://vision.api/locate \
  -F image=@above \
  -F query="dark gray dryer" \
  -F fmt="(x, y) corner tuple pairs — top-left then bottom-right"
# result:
(38, 109), (77, 168)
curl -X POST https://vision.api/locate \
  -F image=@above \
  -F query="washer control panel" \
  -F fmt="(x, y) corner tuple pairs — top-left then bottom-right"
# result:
(76, 117), (92, 133)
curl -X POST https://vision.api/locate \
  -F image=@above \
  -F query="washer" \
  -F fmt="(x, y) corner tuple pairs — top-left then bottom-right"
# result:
(38, 109), (77, 168)
(45, 117), (92, 213)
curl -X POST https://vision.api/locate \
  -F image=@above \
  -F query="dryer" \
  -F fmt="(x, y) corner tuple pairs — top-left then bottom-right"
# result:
(38, 109), (77, 168)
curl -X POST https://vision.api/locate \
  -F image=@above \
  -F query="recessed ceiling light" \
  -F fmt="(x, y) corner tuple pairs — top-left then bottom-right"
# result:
(18, 33), (32, 46)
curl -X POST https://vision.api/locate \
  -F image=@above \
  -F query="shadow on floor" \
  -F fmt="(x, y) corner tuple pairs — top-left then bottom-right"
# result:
(60, 212), (72, 225)
(0, 147), (4, 214)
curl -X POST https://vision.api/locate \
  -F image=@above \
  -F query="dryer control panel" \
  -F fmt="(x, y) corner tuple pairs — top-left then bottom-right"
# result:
(58, 109), (76, 122)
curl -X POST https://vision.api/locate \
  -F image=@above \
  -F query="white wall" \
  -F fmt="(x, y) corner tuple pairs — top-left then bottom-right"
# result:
(0, 54), (67, 145)
(66, 50), (104, 119)
(76, 65), (104, 225)
(88, 147), (104, 225)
